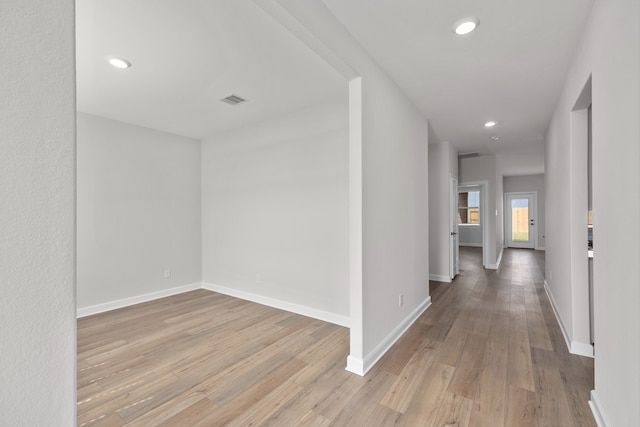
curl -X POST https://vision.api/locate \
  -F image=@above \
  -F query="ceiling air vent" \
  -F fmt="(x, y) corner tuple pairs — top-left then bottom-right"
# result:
(220, 94), (248, 106)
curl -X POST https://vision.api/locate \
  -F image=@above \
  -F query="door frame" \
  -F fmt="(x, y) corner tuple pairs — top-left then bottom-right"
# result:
(504, 191), (538, 249)
(458, 180), (489, 268)
(449, 175), (459, 279)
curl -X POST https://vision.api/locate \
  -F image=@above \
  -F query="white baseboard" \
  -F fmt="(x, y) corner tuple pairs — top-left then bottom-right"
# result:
(589, 390), (610, 427)
(429, 274), (451, 283)
(486, 247), (504, 270)
(459, 242), (483, 247)
(544, 280), (594, 358)
(345, 355), (364, 376)
(570, 341), (595, 357)
(76, 282), (202, 318)
(77, 280), (351, 328)
(348, 296), (432, 376)
(202, 282), (350, 327)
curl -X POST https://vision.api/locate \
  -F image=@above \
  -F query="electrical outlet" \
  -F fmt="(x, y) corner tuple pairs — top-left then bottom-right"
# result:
(164, 269), (171, 279)
(398, 294), (404, 307)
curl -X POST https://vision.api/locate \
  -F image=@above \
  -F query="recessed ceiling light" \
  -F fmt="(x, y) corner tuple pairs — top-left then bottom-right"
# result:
(484, 121), (497, 127)
(107, 57), (131, 69)
(453, 18), (479, 35)
(490, 136), (500, 141)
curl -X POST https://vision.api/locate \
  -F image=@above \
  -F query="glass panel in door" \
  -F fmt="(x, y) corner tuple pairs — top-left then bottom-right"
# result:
(511, 198), (529, 241)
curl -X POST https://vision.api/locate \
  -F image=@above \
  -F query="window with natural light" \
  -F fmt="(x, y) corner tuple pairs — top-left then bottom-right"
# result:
(458, 191), (480, 225)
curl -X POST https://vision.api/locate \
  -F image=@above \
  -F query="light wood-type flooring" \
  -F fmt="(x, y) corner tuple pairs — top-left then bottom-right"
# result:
(77, 247), (596, 426)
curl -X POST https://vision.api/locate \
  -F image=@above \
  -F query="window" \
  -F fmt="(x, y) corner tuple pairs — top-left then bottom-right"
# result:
(458, 191), (480, 225)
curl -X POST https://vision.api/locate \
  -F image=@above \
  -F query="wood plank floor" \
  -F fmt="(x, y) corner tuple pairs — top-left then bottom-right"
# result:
(77, 248), (596, 426)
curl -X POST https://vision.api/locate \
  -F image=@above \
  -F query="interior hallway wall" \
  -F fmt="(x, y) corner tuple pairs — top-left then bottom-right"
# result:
(0, 0), (76, 423)
(77, 113), (202, 311)
(545, 0), (639, 424)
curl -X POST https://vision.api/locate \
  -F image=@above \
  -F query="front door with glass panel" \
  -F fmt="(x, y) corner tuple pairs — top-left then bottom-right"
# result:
(506, 193), (536, 249)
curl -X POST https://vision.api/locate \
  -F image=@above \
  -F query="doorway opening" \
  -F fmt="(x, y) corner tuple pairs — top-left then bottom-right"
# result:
(457, 181), (489, 270)
(505, 192), (537, 249)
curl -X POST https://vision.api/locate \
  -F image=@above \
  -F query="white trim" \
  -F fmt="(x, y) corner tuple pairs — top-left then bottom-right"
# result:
(535, 246), (546, 251)
(458, 180), (490, 268)
(544, 280), (594, 358)
(544, 280), (571, 349)
(570, 341), (594, 358)
(348, 76), (364, 370)
(76, 282), (202, 318)
(345, 355), (365, 376)
(450, 175), (459, 279)
(202, 282), (350, 327)
(347, 296), (432, 376)
(429, 274), (451, 283)
(78, 282), (351, 328)
(486, 247), (504, 270)
(589, 390), (610, 427)
(504, 191), (538, 249)
(459, 242), (483, 248)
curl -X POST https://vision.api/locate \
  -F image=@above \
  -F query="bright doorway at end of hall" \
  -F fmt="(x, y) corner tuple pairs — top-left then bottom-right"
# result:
(505, 192), (537, 249)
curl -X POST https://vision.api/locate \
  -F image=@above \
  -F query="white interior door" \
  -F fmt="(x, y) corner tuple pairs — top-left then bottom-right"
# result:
(450, 176), (459, 279)
(506, 193), (536, 249)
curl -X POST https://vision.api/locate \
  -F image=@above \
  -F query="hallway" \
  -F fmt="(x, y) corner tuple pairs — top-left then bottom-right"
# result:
(420, 247), (595, 426)
(77, 248), (596, 426)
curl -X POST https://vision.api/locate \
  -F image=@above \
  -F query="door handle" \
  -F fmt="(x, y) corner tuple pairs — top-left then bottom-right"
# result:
(451, 232), (458, 236)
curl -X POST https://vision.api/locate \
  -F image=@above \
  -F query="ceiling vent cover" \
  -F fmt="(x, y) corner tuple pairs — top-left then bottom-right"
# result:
(220, 94), (248, 106)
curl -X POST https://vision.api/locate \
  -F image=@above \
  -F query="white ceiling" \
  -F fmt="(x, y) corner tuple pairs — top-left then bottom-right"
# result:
(76, 0), (346, 140)
(322, 0), (594, 168)
(78, 0), (594, 174)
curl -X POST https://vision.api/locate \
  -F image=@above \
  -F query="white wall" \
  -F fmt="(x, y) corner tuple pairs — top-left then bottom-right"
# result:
(459, 155), (501, 267)
(201, 101), (350, 322)
(0, 0), (76, 424)
(503, 174), (546, 249)
(459, 225), (482, 247)
(429, 141), (459, 278)
(257, 0), (431, 375)
(498, 149), (545, 176)
(545, 0), (639, 425)
(77, 113), (202, 311)
(359, 70), (429, 369)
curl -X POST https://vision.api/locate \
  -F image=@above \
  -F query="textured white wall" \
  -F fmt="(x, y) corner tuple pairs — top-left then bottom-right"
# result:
(77, 113), (202, 309)
(546, 0), (639, 424)
(201, 101), (349, 318)
(0, 0), (76, 424)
